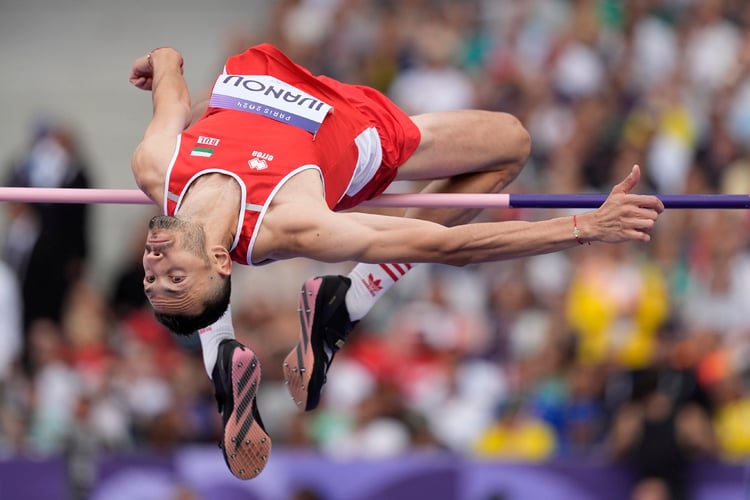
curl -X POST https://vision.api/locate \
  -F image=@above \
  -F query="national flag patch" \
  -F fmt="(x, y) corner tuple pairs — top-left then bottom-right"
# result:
(191, 146), (214, 157)
(191, 136), (220, 157)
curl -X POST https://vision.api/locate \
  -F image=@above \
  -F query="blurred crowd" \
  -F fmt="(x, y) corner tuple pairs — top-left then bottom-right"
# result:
(3, 0), (750, 499)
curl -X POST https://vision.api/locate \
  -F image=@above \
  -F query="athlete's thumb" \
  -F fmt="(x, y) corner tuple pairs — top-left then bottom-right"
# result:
(613, 164), (641, 194)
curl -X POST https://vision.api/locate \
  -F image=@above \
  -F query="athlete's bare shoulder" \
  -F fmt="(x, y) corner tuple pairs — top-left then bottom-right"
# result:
(131, 132), (178, 207)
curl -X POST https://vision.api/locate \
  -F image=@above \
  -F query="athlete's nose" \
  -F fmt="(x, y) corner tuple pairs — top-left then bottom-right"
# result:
(144, 250), (163, 265)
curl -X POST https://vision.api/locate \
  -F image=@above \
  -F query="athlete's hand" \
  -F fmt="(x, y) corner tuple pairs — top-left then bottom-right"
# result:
(584, 165), (664, 243)
(129, 48), (183, 91)
(129, 54), (154, 91)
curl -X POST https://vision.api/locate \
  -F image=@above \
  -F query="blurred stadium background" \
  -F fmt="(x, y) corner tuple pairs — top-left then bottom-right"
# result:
(0, 0), (749, 499)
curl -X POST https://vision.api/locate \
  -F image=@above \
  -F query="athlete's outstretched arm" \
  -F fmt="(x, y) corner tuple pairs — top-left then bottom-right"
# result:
(275, 165), (664, 265)
(129, 47), (192, 205)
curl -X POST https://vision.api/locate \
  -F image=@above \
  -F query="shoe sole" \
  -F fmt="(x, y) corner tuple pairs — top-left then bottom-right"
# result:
(222, 347), (271, 480)
(283, 276), (323, 411)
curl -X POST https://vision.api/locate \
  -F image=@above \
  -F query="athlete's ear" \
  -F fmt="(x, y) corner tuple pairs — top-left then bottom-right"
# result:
(210, 245), (232, 277)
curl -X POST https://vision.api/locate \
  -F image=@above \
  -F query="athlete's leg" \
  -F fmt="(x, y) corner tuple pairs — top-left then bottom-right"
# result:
(396, 109), (531, 226)
(399, 110), (530, 179)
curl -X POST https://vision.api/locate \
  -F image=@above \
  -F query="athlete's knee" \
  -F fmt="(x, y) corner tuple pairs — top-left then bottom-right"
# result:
(493, 111), (531, 168)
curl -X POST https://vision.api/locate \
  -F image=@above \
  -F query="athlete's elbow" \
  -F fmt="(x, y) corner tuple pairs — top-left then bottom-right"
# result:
(180, 101), (194, 129)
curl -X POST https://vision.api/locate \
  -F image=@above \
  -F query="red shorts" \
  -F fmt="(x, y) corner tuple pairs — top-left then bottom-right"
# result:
(319, 76), (422, 210)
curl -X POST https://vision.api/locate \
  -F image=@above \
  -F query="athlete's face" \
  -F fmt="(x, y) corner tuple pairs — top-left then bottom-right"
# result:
(142, 216), (218, 315)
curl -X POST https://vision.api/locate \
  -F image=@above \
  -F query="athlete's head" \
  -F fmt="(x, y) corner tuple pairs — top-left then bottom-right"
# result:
(143, 215), (231, 335)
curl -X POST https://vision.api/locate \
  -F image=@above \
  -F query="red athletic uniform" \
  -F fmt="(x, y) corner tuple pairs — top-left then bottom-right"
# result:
(164, 44), (420, 265)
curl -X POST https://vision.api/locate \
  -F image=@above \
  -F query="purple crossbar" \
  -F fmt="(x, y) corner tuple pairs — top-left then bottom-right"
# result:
(0, 188), (747, 209)
(361, 193), (750, 209)
(507, 193), (750, 209)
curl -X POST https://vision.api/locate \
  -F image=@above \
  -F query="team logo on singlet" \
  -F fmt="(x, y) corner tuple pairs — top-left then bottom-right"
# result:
(191, 136), (221, 157)
(248, 150), (273, 170)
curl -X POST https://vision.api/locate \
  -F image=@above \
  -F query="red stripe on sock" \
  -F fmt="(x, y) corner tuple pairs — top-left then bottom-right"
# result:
(381, 263), (413, 280)
(379, 263), (398, 281)
(391, 263), (413, 275)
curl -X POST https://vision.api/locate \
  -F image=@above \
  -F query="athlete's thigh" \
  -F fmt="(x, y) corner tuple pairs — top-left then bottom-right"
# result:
(396, 109), (527, 181)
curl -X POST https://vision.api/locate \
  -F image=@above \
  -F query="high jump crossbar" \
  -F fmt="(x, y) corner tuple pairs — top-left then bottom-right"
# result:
(0, 187), (747, 209)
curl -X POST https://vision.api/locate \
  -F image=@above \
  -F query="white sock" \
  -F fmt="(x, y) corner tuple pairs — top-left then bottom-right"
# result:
(345, 263), (416, 321)
(197, 304), (235, 379)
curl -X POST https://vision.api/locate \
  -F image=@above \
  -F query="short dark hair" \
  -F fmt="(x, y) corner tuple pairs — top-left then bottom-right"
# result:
(153, 277), (231, 335)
